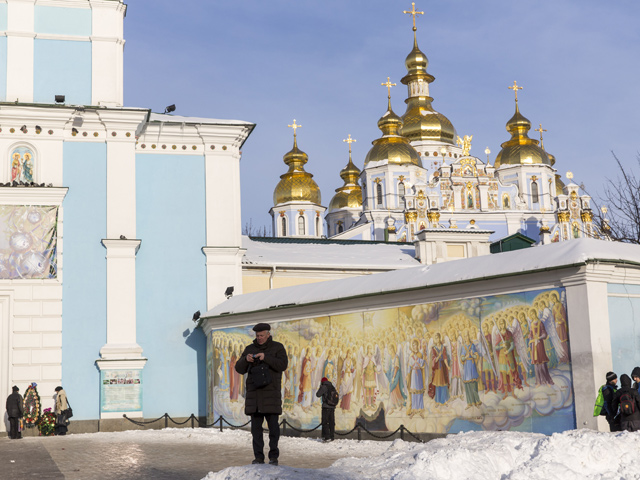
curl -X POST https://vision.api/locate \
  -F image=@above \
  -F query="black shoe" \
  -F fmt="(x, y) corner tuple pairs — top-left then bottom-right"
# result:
(252, 459), (265, 465)
(269, 459), (278, 466)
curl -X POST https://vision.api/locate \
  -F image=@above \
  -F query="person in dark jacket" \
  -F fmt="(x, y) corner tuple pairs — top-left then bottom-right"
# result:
(612, 374), (640, 432)
(599, 372), (619, 431)
(5, 386), (24, 439)
(235, 323), (288, 466)
(316, 377), (337, 442)
(631, 366), (640, 392)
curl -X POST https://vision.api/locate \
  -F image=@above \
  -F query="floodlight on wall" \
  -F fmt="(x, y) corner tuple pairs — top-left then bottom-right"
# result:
(55, 95), (65, 103)
(71, 128), (78, 136)
(225, 286), (234, 299)
(192, 311), (201, 323)
(20, 125), (27, 133)
(164, 104), (176, 114)
(35, 126), (42, 134)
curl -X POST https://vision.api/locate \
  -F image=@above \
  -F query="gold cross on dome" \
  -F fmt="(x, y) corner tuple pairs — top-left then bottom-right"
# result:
(403, 2), (424, 31)
(534, 123), (547, 149)
(288, 119), (302, 137)
(381, 77), (397, 99)
(508, 80), (523, 103)
(343, 134), (356, 154)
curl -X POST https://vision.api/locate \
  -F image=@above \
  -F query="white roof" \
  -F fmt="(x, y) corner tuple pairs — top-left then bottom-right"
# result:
(148, 113), (253, 126)
(241, 236), (418, 269)
(205, 238), (640, 318)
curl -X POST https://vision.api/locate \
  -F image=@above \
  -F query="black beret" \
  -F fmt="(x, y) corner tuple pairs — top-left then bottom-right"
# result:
(252, 323), (271, 332)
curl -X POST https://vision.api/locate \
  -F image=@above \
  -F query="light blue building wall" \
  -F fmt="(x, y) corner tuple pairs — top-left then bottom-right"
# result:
(136, 153), (207, 418)
(608, 283), (640, 376)
(34, 6), (92, 36)
(62, 142), (107, 421)
(34, 39), (92, 105)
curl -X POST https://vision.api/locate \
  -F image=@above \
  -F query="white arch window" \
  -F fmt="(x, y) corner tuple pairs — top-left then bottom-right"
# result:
(281, 216), (287, 236)
(298, 215), (305, 235)
(531, 181), (539, 204)
(376, 182), (383, 205)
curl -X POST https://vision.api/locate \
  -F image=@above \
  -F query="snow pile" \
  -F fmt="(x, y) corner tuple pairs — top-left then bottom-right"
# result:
(204, 429), (640, 480)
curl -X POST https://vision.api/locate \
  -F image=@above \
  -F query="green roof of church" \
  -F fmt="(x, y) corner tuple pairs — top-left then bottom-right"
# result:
(490, 233), (536, 254)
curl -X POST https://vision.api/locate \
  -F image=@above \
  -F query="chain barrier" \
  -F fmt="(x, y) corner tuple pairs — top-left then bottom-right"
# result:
(122, 413), (423, 442)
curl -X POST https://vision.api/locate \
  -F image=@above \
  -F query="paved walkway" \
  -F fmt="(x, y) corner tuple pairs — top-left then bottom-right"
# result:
(0, 434), (344, 479)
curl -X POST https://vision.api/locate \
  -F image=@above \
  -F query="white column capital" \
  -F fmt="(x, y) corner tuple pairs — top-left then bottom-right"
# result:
(101, 238), (141, 257)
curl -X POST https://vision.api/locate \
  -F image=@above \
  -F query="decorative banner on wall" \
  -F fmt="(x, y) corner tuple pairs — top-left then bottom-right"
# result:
(100, 370), (142, 413)
(207, 287), (574, 435)
(0, 206), (58, 279)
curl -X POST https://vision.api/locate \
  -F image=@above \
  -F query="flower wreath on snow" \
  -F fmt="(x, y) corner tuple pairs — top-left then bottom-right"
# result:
(37, 408), (56, 436)
(23, 382), (41, 427)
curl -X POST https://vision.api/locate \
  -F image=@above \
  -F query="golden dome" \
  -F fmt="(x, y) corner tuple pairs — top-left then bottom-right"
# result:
(494, 103), (551, 167)
(273, 136), (321, 205)
(329, 156), (363, 212)
(364, 101), (422, 168)
(400, 34), (455, 143)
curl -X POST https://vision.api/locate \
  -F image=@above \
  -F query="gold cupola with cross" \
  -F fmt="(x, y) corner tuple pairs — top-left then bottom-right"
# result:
(363, 78), (422, 168)
(273, 120), (321, 205)
(494, 82), (551, 167)
(329, 135), (363, 211)
(399, 3), (456, 144)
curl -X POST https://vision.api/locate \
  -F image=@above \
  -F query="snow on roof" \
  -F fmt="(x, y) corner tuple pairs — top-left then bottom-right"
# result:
(205, 238), (640, 318)
(241, 236), (418, 269)
(148, 112), (254, 126)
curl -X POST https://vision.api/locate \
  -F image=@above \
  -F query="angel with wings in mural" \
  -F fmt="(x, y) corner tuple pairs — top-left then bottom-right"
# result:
(478, 322), (497, 393)
(492, 316), (529, 399)
(540, 296), (569, 363)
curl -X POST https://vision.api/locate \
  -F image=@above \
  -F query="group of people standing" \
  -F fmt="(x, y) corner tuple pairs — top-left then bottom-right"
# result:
(5, 385), (70, 438)
(595, 368), (640, 432)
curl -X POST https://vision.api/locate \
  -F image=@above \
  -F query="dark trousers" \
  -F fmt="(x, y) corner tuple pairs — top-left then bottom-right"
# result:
(250, 413), (280, 461)
(8, 417), (21, 439)
(321, 408), (335, 440)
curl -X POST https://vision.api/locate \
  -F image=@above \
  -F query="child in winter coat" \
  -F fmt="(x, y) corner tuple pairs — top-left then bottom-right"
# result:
(594, 371), (619, 431)
(316, 377), (338, 442)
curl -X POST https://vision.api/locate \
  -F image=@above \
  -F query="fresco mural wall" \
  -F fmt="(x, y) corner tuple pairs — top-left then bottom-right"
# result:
(207, 287), (575, 435)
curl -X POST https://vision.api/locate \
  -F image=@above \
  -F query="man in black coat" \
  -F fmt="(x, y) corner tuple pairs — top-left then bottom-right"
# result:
(612, 374), (640, 432)
(316, 377), (337, 442)
(235, 323), (288, 466)
(5, 386), (24, 439)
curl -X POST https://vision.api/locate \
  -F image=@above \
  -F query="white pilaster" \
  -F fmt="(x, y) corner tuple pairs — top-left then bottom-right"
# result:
(6, 0), (35, 103)
(203, 246), (246, 310)
(90, 0), (126, 106)
(98, 239), (145, 361)
(564, 266), (615, 431)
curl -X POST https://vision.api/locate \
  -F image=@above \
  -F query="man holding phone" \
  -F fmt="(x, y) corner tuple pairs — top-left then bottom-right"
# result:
(235, 323), (288, 466)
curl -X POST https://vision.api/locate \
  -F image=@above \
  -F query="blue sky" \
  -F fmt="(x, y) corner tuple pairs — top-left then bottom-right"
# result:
(123, 1), (640, 234)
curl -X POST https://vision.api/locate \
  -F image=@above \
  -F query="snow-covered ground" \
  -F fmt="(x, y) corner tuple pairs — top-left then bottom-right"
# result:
(202, 428), (640, 480)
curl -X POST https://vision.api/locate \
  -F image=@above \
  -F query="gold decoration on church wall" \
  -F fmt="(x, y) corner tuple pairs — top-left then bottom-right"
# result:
(581, 211), (593, 223)
(404, 210), (418, 222)
(557, 211), (570, 222)
(427, 210), (440, 225)
(457, 135), (473, 156)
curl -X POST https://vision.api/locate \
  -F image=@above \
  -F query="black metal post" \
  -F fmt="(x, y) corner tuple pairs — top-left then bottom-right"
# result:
(357, 423), (361, 441)
(219, 416), (224, 433)
(400, 425), (405, 441)
(191, 414), (195, 429)
(164, 413), (168, 429)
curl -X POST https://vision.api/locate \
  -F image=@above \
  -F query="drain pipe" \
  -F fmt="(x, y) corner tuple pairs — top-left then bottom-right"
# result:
(269, 265), (277, 290)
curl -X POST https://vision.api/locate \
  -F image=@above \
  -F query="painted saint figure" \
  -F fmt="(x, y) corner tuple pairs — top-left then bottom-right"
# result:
(493, 319), (523, 398)
(529, 308), (554, 386)
(362, 345), (379, 409)
(298, 349), (313, 410)
(386, 343), (406, 415)
(22, 153), (33, 183)
(460, 331), (482, 408)
(11, 153), (21, 182)
(481, 323), (496, 392)
(406, 339), (425, 415)
(431, 333), (450, 405)
(339, 350), (355, 411)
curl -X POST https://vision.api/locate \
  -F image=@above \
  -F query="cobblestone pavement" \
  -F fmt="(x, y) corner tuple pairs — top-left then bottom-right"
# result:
(0, 435), (347, 480)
